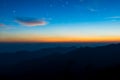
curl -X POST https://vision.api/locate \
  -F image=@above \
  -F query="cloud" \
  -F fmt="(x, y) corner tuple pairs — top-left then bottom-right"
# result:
(111, 19), (117, 22)
(15, 17), (47, 27)
(107, 16), (120, 19)
(105, 16), (120, 22)
(0, 23), (15, 30)
(88, 8), (97, 12)
(0, 23), (5, 27)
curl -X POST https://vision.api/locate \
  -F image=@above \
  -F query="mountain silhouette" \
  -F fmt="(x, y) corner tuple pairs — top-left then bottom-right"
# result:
(0, 43), (120, 80)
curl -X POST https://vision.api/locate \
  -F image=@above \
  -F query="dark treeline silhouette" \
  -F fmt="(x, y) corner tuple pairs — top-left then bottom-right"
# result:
(0, 43), (120, 80)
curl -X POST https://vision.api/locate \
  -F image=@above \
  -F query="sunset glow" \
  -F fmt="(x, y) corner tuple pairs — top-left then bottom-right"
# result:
(0, 0), (120, 43)
(1, 36), (120, 43)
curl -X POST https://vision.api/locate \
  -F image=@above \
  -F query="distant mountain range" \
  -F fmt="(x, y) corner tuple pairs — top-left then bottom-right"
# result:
(0, 43), (120, 80)
(0, 42), (111, 53)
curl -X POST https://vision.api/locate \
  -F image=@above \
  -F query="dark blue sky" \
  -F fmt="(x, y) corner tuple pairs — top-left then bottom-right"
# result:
(0, 0), (120, 42)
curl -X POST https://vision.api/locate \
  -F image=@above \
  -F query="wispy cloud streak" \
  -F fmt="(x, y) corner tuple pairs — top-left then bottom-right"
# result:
(15, 17), (48, 27)
(107, 16), (120, 19)
(0, 23), (5, 27)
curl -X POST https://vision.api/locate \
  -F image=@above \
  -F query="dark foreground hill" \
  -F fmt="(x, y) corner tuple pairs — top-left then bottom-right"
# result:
(0, 43), (120, 80)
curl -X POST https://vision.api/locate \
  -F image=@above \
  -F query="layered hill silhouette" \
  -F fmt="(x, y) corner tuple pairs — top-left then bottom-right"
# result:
(0, 43), (120, 80)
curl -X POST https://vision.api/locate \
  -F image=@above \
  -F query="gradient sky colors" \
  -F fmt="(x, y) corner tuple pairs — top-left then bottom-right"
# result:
(0, 0), (120, 42)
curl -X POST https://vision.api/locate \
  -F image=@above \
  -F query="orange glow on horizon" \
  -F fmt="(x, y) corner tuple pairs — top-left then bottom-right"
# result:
(0, 36), (120, 43)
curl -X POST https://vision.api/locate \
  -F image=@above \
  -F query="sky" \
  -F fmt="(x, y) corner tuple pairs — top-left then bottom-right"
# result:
(0, 0), (120, 42)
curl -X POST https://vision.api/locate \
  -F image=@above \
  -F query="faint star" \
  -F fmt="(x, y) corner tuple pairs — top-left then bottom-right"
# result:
(80, 0), (84, 2)
(13, 10), (16, 14)
(50, 4), (53, 7)
(65, 1), (69, 5)
(62, 5), (65, 7)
